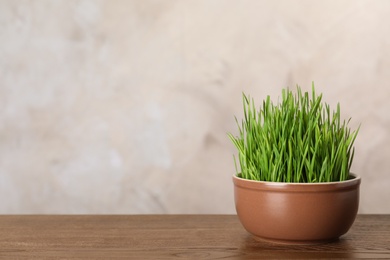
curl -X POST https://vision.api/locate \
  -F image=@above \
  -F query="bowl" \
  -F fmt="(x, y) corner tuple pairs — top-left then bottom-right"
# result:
(233, 174), (361, 244)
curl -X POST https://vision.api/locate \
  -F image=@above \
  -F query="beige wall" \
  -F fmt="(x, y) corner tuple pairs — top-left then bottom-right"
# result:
(0, 0), (389, 214)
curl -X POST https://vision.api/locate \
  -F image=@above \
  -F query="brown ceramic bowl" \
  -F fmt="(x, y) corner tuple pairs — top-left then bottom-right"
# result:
(233, 174), (361, 244)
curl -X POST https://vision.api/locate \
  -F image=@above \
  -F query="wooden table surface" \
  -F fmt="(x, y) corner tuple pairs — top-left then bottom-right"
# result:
(0, 215), (389, 259)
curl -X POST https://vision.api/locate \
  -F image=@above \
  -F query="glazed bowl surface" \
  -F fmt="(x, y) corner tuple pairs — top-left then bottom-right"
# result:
(233, 174), (361, 244)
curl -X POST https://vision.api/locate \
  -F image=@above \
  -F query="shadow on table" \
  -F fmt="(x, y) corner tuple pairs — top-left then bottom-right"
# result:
(236, 234), (357, 259)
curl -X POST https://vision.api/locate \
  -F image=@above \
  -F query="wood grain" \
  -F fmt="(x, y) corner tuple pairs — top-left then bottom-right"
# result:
(0, 215), (389, 259)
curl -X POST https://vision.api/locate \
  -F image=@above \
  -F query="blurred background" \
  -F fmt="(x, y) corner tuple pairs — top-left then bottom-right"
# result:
(0, 0), (389, 214)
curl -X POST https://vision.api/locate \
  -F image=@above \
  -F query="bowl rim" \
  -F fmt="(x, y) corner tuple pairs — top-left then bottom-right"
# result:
(233, 173), (361, 192)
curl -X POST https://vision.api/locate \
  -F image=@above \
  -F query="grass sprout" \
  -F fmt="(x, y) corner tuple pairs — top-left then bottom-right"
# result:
(228, 83), (360, 183)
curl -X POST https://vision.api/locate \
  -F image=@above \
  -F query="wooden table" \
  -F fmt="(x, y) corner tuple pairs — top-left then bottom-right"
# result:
(0, 215), (389, 259)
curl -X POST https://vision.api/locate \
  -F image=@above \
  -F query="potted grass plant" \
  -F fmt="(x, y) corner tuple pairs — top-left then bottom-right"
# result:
(228, 84), (361, 244)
